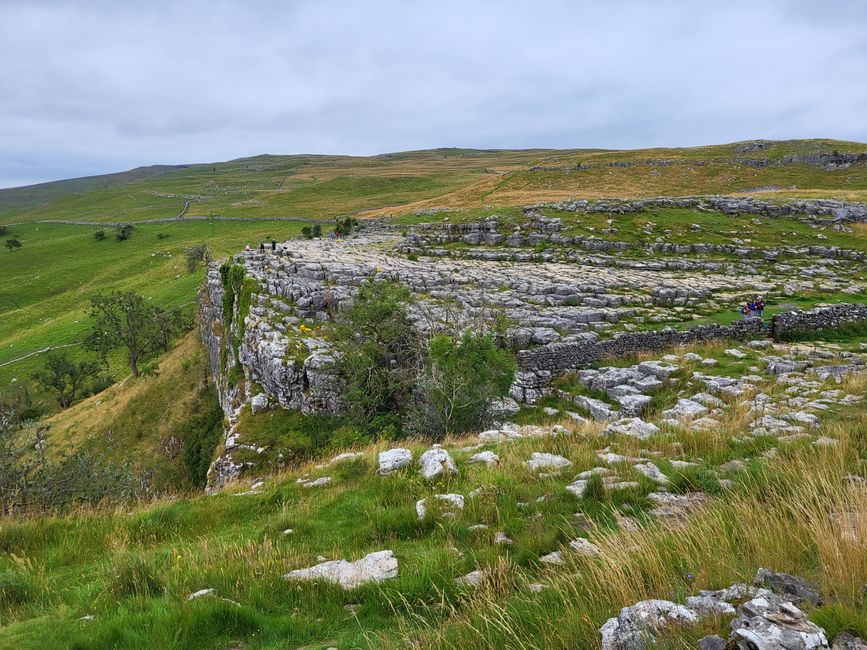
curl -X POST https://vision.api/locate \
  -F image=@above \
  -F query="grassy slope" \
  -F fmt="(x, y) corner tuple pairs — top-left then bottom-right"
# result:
(0, 353), (863, 649)
(43, 332), (221, 491)
(2, 141), (867, 226)
(0, 220), (306, 399)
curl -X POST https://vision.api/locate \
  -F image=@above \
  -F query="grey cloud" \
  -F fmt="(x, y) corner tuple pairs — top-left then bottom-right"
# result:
(1, 0), (866, 187)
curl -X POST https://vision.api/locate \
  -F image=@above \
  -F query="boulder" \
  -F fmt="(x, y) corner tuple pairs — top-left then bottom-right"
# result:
(524, 452), (572, 472)
(615, 394), (653, 416)
(605, 417), (660, 440)
(600, 599), (699, 650)
(468, 450), (499, 466)
(729, 590), (828, 649)
(418, 447), (458, 480)
(753, 568), (822, 606)
(569, 538), (600, 556)
(573, 395), (620, 421)
(455, 570), (484, 588)
(284, 550), (399, 589)
(378, 448), (413, 474)
(831, 633), (867, 649)
(661, 398), (709, 421)
(250, 393), (269, 414)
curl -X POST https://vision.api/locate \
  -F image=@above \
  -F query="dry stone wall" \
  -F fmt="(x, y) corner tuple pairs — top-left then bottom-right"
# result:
(770, 303), (867, 341)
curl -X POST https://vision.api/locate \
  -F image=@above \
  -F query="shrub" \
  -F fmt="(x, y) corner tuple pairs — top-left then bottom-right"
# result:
(4, 238), (22, 252)
(94, 229), (107, 241)
(179, 385), (224, 488)
(156, 232), (170, 240)
(185, 243), (211, 272)
(115, 224), (134, 241)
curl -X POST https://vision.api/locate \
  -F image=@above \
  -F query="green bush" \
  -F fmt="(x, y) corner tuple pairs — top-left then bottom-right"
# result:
(94, 229), (107, 241)
(408, 332), (516, 439)
(334, 280), (418, 428)
(115, 224), (134, 241)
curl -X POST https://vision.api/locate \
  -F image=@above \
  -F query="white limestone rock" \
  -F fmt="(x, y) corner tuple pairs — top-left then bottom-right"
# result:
(284, 550), (399, 589)
(416, 493), (465, 519)
(605, 417), (660, 440)
(524, 452), (572, 473)
(418, 447), (458, 480)
(378, 448), (412, 475)
(468, 450), (500, 466)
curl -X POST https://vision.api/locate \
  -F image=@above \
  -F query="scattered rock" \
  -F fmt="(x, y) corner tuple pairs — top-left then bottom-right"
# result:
(605, 417), (660, 440)
(754, 568), (822, 605)
(455, 570), (484, 588)
(600, 599), (699, 650)
(468, 450), (500, 466)
(539, 551), (564, 565)
(525, 452), (572, 472)
(419, 447), (458, 480)
(730, 590), (828, 649)
(378, 448), (413, 474)
(284, 550), (399, 589)
(416, 493), (465, 519)
(250, 392), (269, 414)
(569, 538), (600, 556)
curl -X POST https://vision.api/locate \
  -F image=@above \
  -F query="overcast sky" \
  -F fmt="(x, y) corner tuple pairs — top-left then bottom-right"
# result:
(1, 0), (866, 188)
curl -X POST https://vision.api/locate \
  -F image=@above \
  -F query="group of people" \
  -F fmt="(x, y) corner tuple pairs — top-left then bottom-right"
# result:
(740, 296), (766, 320)
(244, 240), (278, 253)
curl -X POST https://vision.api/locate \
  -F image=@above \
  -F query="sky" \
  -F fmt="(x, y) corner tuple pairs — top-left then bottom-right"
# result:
(1, 0), (866, 188)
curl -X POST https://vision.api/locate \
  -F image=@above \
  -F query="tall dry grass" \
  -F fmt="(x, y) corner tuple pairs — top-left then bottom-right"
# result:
(379, 415), (867, 649)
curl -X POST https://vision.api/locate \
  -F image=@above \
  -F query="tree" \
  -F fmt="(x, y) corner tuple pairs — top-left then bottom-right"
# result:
(332, 217), (358, 238)
(86, 291), (161, 377)
(334, 280), (420, 428)
(152, 306), (188, 353)
(94, 230), (107, 241)
(5, 238), (22, 251)
(408, 332), (516, 439)
(32, 353), (101, 408)
(185, 243), (211, 272)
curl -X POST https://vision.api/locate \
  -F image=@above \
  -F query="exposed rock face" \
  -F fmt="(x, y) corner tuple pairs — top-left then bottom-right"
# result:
(198, 225), (867, 487)
(284, 550), (399, 589)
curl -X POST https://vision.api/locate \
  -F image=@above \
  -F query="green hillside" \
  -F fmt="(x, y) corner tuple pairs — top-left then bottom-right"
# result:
(3, 140), (866, 226)
(0, 345), (864, 648)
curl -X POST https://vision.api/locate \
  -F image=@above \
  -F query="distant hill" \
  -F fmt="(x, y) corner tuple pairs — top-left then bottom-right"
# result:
(2, 139), (866, 225)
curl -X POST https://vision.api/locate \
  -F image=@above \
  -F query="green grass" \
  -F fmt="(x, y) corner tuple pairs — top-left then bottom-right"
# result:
(0, 220), (307, 405)
(0, 369), (864, 649)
